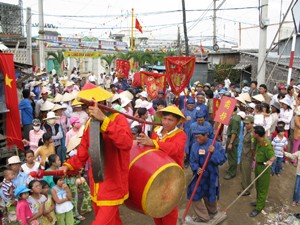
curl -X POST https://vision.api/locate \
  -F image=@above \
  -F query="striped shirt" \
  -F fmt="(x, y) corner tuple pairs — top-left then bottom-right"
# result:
(271, 135), (288, 158)
(2, 179), (14, 200)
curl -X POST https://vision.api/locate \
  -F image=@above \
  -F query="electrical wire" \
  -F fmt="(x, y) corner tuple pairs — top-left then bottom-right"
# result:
(28, 6), (259, 18)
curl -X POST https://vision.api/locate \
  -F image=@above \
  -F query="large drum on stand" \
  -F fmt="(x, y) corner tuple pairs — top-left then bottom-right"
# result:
(125, 142), (186, 218)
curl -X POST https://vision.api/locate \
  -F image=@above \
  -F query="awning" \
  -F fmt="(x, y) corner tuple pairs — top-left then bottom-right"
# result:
(233, 63), (251, 70)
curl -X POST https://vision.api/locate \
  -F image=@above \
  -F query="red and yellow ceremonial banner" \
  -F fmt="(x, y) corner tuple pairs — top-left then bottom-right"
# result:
(214, 96), (237, 125)
(212, 98), (221, 118)
(116, 59), (130, 79)
(135, 19), (143, 33)
(140, 71), (166, 99)
(164, 56), (195, 95)
(0, 53), (23, 150)
(132, 72), (141, 87)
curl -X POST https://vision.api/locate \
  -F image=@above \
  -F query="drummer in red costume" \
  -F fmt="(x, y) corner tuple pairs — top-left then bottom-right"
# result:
(137, 105), (187, 225)
(61, 83), (133, 225)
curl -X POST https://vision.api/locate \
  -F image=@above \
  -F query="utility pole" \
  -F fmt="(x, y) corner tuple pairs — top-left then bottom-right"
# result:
(213, 0), (217, 47)
(26, 7), (32, 71)
(181, 0), (189, 56)
(38, 0), (45, 70)
(177, 26), (182, 55)
(257, 0), (269, 85)
(239, 22), (241, 49)
(19, 0), (24, 36)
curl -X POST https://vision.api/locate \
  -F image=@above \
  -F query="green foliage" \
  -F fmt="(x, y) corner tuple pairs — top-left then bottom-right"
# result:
(213, 64), (239, 84)
(116, 52), (132, 60)
(101, 54), (117, 74)
(47, 50), (65, 73)
(47, 50), (64, 65)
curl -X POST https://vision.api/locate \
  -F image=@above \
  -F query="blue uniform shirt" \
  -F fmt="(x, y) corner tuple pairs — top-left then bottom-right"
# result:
(185, 121), (214, 154)
(19, 98), (33, 125)
(194, 103), (209, 121)
(187, 139), (227, 202)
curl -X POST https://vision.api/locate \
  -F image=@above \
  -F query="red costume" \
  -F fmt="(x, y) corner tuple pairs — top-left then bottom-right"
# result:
(152, 126), (187, 225)
(64, 113), (133, 225)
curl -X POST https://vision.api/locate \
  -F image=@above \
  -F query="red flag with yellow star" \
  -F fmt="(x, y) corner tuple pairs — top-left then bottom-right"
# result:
(0, 53), (23, 150)
(135, 19), (143, 33)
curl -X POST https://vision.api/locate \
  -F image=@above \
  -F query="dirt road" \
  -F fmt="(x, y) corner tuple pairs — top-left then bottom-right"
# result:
(82, 162), (299, 225)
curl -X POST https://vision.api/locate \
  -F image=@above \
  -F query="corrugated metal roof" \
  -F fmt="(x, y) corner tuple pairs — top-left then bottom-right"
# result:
(240, 52), (300, 70)
(233, 63), (251, 70)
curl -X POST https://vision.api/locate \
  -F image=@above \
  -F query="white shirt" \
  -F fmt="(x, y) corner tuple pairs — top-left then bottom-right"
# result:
(89, 74), (97, 82)
(224, 78), (231, 89)
(279, 108), (294, 130)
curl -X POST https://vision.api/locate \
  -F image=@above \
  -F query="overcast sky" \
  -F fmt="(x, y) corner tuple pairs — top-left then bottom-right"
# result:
(1, 0), (296, 49)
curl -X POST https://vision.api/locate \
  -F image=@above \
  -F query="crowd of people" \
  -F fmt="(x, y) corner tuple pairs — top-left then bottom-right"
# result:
(0, 66), (300, 224)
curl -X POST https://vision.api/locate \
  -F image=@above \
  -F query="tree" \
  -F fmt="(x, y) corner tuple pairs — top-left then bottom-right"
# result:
(214, 64), (239, 84)
(47, 50), (65, 74)
(116, 52), (132, 61)
(101, 54), (117, 75)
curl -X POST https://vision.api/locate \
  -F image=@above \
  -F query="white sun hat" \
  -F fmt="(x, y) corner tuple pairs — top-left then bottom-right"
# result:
(40, 101), (55, 111)
(43, 111), (59, 120)
(121, 97), (132, 108)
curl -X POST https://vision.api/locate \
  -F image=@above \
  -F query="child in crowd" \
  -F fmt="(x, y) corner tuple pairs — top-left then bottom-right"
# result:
(254, 104), (264, 127)
(43, 154), (61, 190)
(65, 137), (92, 222)
(65, 117), (81, 148)
(21, 150), (41, 184)
(51, 176), (74, 225)
(27, 180), (47, 223)
(131, 107), (151, 136)
(40, 180), (57, 225)
(271, 127), (288, 176)
(34, 133), (55, 167)
(2, 169), (15, 202)
(22, 119), (45, 153)
(262, 103), (272, 139)
(15, 186), (38, 225)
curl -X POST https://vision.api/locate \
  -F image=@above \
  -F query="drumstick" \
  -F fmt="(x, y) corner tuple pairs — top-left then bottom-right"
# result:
(30, 169), (80, 178)
(77, 97), (162, 126)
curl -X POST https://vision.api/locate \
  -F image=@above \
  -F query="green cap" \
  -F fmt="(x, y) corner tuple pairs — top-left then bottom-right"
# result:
(244, 116), (254, 124)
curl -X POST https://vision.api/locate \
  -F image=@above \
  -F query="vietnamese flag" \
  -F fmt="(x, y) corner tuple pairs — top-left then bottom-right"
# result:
(200, 41), (205, 55)
(0, 53), (24, 150)
(135, 19), (143, 33)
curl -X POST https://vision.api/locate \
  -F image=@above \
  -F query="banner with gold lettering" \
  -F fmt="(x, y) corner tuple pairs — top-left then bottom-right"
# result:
(164, 56), (195, 95)
(214, 97), (237, 125)
(140, 71), (166, 99)
(116, 59), (130, 79)
(213, 98), (221, 118)
(132, 72), (141, 88)
(63, 51), (102, 58)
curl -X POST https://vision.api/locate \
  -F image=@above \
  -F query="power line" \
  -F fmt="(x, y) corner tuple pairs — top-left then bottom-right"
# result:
(29, 6), (258, 18)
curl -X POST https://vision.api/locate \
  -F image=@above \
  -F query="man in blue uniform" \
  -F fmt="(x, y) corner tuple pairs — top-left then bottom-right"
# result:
(183, 97), (197, 168)
(194, 92), (209, 121)
(187, 126), (227, 223)
(185, 111), (214, 167)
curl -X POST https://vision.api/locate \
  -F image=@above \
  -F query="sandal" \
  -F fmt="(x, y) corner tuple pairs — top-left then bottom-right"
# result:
(76, 215), (86, 221)
(292, 201), (296, 206)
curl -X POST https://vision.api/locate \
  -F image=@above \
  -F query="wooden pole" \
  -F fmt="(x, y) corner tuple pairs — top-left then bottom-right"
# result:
(131, 8), (134, 51)
(182, 123), (223, 221)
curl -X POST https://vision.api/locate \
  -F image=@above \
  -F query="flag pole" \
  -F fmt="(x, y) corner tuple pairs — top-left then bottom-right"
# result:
(131, 8), (134, 51)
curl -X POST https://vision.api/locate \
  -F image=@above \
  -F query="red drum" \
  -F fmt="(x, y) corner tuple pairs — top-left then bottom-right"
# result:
(125, 142), (186, 218)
